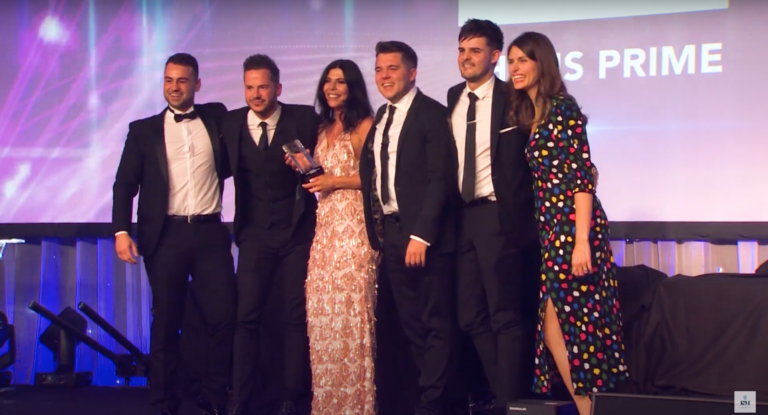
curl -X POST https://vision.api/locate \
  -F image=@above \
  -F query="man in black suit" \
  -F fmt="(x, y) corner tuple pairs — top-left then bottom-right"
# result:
(223, 54), (320, 415)
(360, 41), (458, 415)
(446, 20), (541, 411)
(112, 53), (236, 415)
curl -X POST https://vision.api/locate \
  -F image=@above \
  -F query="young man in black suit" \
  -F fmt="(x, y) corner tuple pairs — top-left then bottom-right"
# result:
(112, 53), (236, 415)
(223, 54), (320, 415)
(446, 20), (541, 412)
(360, 41), (458, 415)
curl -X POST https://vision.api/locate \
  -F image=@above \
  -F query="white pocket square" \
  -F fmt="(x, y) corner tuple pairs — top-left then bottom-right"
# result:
(499, 126), (517, 133)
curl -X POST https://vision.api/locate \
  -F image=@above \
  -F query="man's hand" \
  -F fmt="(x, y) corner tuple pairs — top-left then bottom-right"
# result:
(284, 152), (312, 172)
(285, 153), (299, 171)
(405, 239), (427, 268)
(115, 233), (138, 264)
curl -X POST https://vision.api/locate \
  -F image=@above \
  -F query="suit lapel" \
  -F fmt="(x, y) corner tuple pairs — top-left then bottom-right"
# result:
(228, 108), (249, 176)
(198, 106), (223, 178)
(367, 105), (387, 245)
(272, 104), (295, 151)
(151, 110), (169, 185)
(490, 77), (505, 160)
(446, 86), (461, 168)
(368, 105), (386, 154)
(447, 86), (459, 116)
(395, 90), (421, 169)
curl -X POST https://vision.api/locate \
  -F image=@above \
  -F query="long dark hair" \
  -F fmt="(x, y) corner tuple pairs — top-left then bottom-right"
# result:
(315, 59), (373, 132)
(506, 32), (585, 130)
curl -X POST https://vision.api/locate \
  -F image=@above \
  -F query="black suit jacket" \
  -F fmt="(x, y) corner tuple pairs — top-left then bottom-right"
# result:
(360, 89), (458, 254)
(221, 103), (320, 245)
(447, 78), (538, 246)
(112, 102), (230, 257)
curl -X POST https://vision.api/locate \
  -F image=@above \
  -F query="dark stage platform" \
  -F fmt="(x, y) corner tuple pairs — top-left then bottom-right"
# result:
(0, 385), (569, 415)
(0, 386), (157, 415)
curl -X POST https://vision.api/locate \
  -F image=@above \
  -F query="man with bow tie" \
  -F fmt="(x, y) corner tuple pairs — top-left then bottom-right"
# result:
(112, 53), (237, 415)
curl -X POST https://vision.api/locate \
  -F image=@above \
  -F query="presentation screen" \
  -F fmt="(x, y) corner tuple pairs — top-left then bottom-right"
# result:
(0, 0), (764, 225)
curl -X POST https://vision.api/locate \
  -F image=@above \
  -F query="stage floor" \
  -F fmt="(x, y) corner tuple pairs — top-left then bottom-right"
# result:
(0, 384), (498, 415)
(0, 385), (204, 415)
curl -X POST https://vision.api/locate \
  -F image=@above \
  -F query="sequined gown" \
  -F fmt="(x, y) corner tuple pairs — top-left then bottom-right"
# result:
(305, 129), (378, 415)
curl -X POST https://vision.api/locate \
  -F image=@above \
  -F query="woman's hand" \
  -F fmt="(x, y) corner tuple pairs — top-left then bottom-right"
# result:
(571, 241), (592, 277)
(302, 174), (337, 193)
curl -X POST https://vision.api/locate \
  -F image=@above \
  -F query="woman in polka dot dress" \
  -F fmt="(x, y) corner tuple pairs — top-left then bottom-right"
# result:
(505, 32), (629, 415)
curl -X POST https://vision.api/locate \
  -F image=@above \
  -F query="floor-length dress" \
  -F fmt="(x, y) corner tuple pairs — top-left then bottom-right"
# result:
(305, 129), (378, 415)
(526, 95), (629, 396)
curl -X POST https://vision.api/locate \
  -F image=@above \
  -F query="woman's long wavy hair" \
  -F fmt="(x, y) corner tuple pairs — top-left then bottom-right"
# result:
(315, 59), (373, 133)
(505, 32), (585, 132)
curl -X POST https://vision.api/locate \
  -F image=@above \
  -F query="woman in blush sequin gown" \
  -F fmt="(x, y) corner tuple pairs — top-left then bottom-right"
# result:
(297, 59), (377, 415)
(505, 32), (629, 415)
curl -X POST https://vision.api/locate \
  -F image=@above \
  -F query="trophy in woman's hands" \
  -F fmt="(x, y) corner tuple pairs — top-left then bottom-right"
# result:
(282, 139), (324, 183)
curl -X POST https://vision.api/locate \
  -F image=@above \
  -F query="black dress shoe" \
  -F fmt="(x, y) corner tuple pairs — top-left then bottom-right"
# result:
(469, 390), (496, 409)
(228, 403), (244, 415)
(279, 400), (297, 414)
(196, 396), (228, 415)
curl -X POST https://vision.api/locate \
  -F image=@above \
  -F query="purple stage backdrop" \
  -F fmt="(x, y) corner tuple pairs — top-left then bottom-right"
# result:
(0, 0), (765, 224)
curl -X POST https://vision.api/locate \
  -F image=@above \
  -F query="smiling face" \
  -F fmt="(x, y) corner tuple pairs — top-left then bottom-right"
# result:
(323, 68), (348, 110)
(507, 45), (540, 95)
(458, 36), (499, 86)
(164, 63), (200, 111)
(374, 52), (416, 103)
(244, 68), (281, 118)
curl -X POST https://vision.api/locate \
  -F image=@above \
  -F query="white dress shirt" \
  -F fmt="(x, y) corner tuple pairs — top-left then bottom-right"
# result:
(373, 86), (418, 214)
(451, 76), (496, 199)
(115, 105), (221, 237)
(164, 105), (221, 216)
(247, 104), (282, 146)
(372, 86), (430, 246)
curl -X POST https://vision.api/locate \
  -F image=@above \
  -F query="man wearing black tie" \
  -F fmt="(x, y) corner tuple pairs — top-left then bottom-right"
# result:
(360, 41), (458, 415)
(223, 54), (320, 415)
(112, 53), (236, 415)
(446, 20), (541, 412)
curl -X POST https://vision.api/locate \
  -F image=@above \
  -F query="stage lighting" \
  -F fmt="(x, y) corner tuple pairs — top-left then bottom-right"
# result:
(0, 311), (16, 387)
(33, 306), (93, 387)
(29, 301), (149, 387)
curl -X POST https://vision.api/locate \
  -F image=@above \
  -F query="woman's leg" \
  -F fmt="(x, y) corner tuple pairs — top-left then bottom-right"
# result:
(543, 297), (591, 415)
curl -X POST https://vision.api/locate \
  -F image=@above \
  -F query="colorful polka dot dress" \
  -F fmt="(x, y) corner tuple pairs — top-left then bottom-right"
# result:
(525, 94), (629, 396)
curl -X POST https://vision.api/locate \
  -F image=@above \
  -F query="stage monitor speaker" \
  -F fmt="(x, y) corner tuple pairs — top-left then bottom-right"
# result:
(592, 392), (767, 415)
(507, 400), (576, 414)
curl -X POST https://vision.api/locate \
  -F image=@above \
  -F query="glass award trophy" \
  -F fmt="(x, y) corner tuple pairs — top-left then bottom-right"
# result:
(282, 139), (324, 182)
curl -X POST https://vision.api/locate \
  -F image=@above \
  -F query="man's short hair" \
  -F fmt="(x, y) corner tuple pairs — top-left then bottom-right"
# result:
(375, 41), (418, 69)
(165, 53), (199, 78)
(458, 19), (504, 52)
(243, 54), (280, 84)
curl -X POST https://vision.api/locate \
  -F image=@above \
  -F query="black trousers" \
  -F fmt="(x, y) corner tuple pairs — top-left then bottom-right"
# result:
(143, 219), (237, 410)
(232, 227), (313, 406)
(456, 202), (540, 406)
(382, 215), (456, 415)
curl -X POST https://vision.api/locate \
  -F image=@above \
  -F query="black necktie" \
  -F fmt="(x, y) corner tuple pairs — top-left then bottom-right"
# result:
(172, 110), (197, 123)
(379, 105), (396, 205)
(462, 92), (478, 203)
(258, 121), (269, 151)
